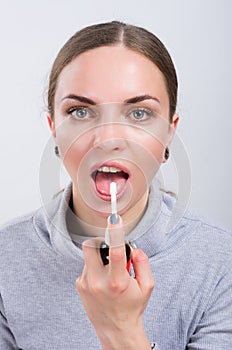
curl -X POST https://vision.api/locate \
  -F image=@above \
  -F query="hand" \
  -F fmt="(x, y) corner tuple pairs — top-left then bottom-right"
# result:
(76, 216), (154, 350)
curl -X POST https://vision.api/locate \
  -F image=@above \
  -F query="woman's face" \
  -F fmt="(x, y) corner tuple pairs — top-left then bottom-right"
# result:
(49, 46), (178, 222)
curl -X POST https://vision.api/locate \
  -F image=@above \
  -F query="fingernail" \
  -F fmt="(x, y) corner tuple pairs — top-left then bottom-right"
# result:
(110, 213), (119, 224)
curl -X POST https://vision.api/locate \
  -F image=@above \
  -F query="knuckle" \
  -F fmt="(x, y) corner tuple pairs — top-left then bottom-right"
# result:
(89, 280), (104, 295)
(75, 280), (80, 291)
(149, 280), (155, 292)
(110, 247), (125, 262)
(109, 279), (128, 293)
(148, 279), (155, 293)
(76, 278), (87, 294)
(143, 278), (155, 294)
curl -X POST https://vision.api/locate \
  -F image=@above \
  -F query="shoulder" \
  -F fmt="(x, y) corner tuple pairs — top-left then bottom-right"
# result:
(0, 211), (35, 232)
(0, 186), (67, 237)
(0, 187), (68, 255)
(179, 206), (232, 265)
(0, 210), (40, 267)
(0, 210), (37, 245)
(161, 191), (232, 262)
(184, 208), (232, 242)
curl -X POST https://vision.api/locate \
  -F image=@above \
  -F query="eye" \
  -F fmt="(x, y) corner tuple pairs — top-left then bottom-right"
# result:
(75, 107), (88, 119)
(67, 106), (89, 119)
(129, 107), (154, 121)
(132, 109), (146, 120)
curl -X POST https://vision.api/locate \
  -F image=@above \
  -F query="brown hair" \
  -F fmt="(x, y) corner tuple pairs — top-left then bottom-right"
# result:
(47, 21), (178, 121)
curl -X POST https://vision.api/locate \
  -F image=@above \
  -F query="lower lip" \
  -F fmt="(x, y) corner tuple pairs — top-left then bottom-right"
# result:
(91, 177), (129, 202)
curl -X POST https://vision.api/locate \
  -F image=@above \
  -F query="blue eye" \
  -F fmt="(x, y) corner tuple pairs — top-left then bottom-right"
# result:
(132, 110), (146, 120)
(72, 107), (88, 119)
(129, 108), (154, 121)
(67, 106), (98, 120)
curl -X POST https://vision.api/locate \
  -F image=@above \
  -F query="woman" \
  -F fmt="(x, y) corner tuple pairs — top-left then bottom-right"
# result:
(0, 21), (231, 350)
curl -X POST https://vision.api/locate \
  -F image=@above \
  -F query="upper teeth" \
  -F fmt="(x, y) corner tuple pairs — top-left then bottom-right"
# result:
(98, 166), (122, 173)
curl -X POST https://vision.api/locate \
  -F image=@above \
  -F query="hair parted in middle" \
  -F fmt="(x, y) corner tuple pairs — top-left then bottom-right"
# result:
(47, 21), (178, 122)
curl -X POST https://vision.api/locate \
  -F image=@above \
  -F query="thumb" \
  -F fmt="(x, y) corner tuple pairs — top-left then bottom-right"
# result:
(131, 248), (154, 294)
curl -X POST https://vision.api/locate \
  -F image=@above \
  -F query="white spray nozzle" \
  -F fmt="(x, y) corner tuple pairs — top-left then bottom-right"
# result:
(110, 182), (117, 215)
(105, 182), (119, 245)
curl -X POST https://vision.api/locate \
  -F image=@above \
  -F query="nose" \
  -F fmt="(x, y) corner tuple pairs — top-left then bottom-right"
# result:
(93, 122), (127, 153)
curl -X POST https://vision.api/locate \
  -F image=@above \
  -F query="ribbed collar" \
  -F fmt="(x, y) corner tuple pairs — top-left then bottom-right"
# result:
(35, 181), (195, 261)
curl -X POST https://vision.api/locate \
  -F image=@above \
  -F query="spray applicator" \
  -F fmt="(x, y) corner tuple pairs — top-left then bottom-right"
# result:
(109, 182), (118, 224)
(100, 182), (131, 272)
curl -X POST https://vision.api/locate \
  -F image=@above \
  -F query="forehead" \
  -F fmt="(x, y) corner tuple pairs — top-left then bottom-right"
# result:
(55, 46), (169, 110)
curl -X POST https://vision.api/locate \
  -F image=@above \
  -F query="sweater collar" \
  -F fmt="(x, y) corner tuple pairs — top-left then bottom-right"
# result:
(36, 181), (182, 260)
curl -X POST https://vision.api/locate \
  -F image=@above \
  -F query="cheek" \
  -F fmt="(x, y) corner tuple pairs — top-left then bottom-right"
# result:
(127, 117), (169, 168)
(149, 140), (165, 167)
(131, 132), (165, 170)
(138, 138), (164, 182)
(56, 129), (94, 178)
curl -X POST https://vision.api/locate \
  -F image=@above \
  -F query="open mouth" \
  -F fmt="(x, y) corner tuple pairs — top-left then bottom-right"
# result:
(92, 165), (129, 200)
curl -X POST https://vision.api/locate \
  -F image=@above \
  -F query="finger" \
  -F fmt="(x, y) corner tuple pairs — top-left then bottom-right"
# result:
(82, 237), (105, 274)
(107, 215), (125, 248)
(131, 248), (154, 294)
(108, 216), (127, 278)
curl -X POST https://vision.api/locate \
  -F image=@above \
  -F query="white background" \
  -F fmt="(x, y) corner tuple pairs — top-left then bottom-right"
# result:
(0, 0), (231, 230)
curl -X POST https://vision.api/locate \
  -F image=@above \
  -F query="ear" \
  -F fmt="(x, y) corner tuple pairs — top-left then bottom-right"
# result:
(162, 113), (179, 163)
(47, 114), (56, 138)
(167, 113), (179, 146)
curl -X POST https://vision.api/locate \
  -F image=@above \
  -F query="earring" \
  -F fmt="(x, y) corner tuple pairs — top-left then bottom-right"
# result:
(54, 145), (60, 157)
(164, 147), (169, 160)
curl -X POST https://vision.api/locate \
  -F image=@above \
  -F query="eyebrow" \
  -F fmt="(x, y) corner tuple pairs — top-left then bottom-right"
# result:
(124, 94), (160, 104)
(61, 94), (96, 104)
(61, 94), (160, 105)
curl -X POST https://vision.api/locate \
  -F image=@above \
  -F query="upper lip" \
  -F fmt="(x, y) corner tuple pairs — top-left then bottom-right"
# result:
(90, 161), (130, 178)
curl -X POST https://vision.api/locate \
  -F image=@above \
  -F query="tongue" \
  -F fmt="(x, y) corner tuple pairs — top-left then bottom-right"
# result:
(95, 171), (127, 196)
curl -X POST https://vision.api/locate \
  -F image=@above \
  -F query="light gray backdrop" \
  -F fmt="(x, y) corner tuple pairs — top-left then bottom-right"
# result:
(0, 0), (231, 229)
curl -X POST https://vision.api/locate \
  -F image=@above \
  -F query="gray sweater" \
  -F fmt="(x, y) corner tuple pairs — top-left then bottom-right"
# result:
(0, 183), (232, 349)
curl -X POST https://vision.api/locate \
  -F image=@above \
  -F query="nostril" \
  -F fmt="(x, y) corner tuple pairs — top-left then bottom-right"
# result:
(93, 138), (127, 152)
